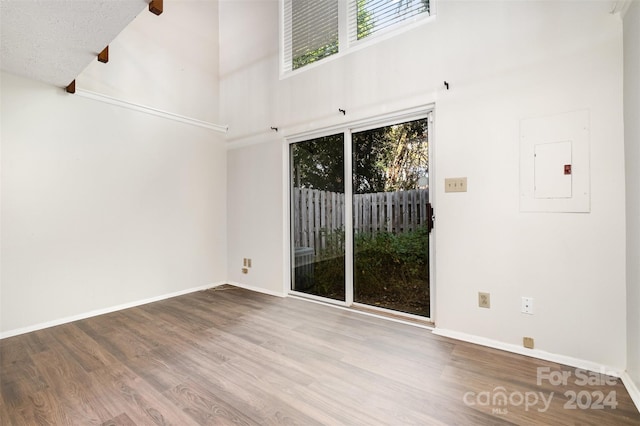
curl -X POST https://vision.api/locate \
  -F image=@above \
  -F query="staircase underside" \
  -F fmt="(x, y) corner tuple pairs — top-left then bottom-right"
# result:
(0, 0), (148, 87)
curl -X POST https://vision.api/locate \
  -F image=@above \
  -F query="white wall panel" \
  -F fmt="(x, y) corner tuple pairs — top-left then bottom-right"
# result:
(220, 0), (626, 369)
(624, 0), (640, 391)
(78, 0), (220, 124)
(0, 72), (227, 334)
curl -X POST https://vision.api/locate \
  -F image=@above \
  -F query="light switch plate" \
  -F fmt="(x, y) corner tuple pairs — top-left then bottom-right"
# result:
(445, 177), (467, 193)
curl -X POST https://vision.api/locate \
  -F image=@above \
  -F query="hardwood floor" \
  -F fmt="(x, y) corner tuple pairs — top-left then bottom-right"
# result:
(1, 286), (639, 425)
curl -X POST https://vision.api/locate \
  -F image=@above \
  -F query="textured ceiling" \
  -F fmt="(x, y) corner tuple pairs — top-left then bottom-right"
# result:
(0, 0), (148, 87)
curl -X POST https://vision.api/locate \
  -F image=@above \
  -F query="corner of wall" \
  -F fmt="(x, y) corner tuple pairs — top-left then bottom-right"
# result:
(623, 0), (640, 398)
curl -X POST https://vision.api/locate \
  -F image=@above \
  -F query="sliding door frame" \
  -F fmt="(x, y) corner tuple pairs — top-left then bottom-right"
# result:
(287, 128), (350, 307)
(285, 105), (435, 319)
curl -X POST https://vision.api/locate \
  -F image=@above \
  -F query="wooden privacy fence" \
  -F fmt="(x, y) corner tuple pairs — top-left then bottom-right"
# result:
(292, 187), (429, 255)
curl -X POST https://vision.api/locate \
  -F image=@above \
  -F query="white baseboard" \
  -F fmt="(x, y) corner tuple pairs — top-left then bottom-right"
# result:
(226, 281), (287, 298)
(0, 281), (226, 339)
(433, 328), (624, 377)
(621, 371), (640, 412)
(434, 328), (640, 412)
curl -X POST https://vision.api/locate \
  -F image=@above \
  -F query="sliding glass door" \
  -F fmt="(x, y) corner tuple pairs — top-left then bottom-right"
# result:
(290, 134), (345, 302)
(290, 113), (432, 317)
(352, 118), (430, 316)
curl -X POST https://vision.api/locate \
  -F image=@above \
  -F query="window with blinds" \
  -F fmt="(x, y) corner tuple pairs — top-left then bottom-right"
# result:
(352, 0), (430, 41)
(283, 0), (339, 71)
(282, 0), (432, 73)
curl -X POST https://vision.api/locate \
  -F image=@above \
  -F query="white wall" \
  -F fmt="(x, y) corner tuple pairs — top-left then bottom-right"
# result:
(0, 0), (226, 336)
(226, 138), (284, 294)
(220, 1), (627, 369)
(624, 0), (640, 389)
(78, 0), (219, 123)
(221, 0), (286, 295)
(0, 71), (227, 335)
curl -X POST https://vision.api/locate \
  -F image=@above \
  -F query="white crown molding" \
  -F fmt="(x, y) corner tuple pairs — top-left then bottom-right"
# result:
(75, 89), (229, 134)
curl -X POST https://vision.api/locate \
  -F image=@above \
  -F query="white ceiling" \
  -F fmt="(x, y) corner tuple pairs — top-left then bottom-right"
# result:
(0, 0), (148, 87)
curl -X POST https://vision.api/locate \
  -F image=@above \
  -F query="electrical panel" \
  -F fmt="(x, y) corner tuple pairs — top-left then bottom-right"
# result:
(520, 110), (590, 213)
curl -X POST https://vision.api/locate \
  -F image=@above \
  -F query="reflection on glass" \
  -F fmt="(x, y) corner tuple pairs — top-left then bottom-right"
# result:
(290, 134), (345, 301)
(352, 118), (430, 316)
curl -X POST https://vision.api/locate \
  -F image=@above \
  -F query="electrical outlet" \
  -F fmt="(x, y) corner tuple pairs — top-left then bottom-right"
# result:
(522, 297), (534, 314)
(478, 292), (490, 308)
(445, 177), (468, 193)
(523, 337), (534, 349)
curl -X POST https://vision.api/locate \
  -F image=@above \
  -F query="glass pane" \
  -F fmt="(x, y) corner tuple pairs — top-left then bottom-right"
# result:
(291, 134), (345, 301)
(292, 0), (339, 69)
(356, 0), (430, 40)
(352, 118), (430, 316)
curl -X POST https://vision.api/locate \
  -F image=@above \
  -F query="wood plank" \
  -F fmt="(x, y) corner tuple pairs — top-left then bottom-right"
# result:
(318, 191), (328, 250)
(98, 46), (109, 63)
(30, 340), (110, 424)
(51, 323), (119, 372)
(312, 189), (320, 254)
(1, 287), (638, 425)
(402, 189), (409, 232)
(301, 188), (309, 248)
(101, 413), (136, 426)
(292, 187), (299, 246)
(148, 0), (163, 15)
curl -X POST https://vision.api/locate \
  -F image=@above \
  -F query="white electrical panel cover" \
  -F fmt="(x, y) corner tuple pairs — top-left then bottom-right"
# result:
(534, 140), (572, 199)
(520, 110), (590, 212)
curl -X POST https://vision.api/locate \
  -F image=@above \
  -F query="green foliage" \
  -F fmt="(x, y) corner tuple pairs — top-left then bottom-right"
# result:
(354, 225), (429, 291)
(353, 225), (429, 315)
(357, 0), (430, 40)
(293, 0), (374, 69)
(353, 118), (429, 193)
(293, 41), (339, 70)
(291, 119), (428, 193)
(357, 0), (374, 40)
(297, 225), (429, 315)
(396, 0), (430, 13)
(313, 256), (346, 299)
(318, 227), (346, 260)
(291, 134), (345, 193)
(293, 0), (429, 68)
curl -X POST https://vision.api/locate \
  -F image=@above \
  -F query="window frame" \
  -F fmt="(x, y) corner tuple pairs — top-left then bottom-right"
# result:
(280, 0), (436, 78)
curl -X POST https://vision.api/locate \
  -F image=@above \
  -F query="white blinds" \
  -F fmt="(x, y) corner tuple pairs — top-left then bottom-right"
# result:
(282, 0), (431, 73)
(351, 0), (430, 41)
(284, 0), (339, 71)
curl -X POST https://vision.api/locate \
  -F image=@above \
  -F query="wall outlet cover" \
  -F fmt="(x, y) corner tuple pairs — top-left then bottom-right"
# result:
(478, 292), (490, 308)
